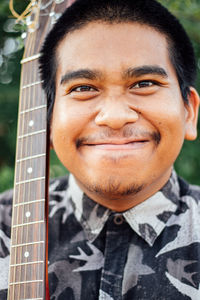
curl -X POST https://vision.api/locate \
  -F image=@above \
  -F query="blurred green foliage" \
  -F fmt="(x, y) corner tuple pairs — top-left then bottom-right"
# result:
(0, 0), (199, 193)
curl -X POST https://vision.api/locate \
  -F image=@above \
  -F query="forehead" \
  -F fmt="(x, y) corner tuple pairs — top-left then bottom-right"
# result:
(56, 22), (175, 78)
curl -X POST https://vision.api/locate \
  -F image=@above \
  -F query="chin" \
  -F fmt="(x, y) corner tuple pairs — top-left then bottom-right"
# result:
(77, 173), (144, 200)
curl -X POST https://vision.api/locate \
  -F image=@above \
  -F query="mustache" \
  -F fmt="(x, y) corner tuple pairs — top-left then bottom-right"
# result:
(76, 128), (161, 147)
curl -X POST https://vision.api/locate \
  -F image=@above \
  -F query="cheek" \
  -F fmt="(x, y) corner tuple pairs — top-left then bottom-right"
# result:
(142, 96), (187, 160)
(51, 100), (93, 149)
(142, 91), (186, 134)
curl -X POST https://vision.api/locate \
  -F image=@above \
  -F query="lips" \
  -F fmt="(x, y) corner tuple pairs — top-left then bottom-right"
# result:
(87, 140), (149, 150)
(77, 137), (150, 150)
(76, 131), (161, 149)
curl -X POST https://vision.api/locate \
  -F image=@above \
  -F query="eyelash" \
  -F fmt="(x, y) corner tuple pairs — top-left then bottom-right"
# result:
(68, 80), (160, 95)
(130, 80), (159, 89)
(70, 85), (97, 93)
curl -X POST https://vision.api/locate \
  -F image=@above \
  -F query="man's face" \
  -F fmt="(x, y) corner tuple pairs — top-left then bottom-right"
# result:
(51, 22), (198, 211)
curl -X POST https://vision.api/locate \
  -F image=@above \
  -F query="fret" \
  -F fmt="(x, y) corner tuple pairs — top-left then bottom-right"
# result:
(13, 200), (45, 225)
(17, 133), (46, 159)
(20, 104), (47, 114)
(8, 283), (43, 299)
(10, 280), (43, 285)
(19, 84), (46, 110)
(20, 298), (43, 300)
(10, 243), (44, 265)
(11, 226), (45, 250)
(10, 261), (44, 267)
(18, 129), (46, 139)
(14, 181), (45, 205)
(20, 60), (40, 86)
(15, 298), (42, 300)
(17, 298), (43, 300)
(16, 153), (46, 163)
(13, 220), (44, 228)
(15, 156), (45, 183)
(10, 264), (44, 285)
(12, 241), (44, 248)
(22, 80), (44, 89)
(18, 106), (46, 136)
(15, 176), (45, 186)
(14, 199), (45, 207)
(21, 53), (41, 64)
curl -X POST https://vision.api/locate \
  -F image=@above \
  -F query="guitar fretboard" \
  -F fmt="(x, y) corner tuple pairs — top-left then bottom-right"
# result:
(7, 1), (77, 299)
(8, 43), (48, 300)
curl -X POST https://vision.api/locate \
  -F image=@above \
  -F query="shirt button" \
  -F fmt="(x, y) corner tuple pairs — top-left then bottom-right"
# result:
(113, 215), (124, 225)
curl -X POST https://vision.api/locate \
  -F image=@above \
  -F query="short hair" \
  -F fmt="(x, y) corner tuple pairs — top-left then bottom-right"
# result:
(39, 0), (197, 124)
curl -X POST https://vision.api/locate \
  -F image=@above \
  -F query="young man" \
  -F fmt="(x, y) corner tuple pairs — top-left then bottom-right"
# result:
(0, 0), (200, 299)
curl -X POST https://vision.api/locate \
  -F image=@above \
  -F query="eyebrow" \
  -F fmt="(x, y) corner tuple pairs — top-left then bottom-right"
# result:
(60, 69), (103, 85)
(60, 65), (168, 85)
(124, 65), (168, 79)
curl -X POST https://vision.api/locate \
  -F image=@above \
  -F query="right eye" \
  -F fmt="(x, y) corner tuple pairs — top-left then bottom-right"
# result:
(70, 85), (97, 92)
(130, 80), (157, 89)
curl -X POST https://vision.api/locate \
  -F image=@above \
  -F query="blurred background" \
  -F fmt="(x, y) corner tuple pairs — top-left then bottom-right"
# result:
(0, 0), (200, 193)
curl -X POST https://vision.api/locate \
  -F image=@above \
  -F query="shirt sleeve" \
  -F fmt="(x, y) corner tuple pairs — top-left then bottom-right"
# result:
(0, 189), (12, 299)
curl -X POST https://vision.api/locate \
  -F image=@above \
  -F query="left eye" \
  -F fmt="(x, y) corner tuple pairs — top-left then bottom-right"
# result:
(132, 81), (155, 88)
(71, 85), (97, 92)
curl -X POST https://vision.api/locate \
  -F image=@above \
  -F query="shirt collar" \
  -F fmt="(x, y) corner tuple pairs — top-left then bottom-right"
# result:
(68, 170), (180, 245)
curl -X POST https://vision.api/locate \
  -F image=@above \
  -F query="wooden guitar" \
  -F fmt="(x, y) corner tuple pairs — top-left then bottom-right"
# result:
(7, 1), (75, 299)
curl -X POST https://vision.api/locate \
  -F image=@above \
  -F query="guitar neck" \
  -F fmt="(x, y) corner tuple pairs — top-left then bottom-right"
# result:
(7, 46), (48, 300)
(7, 1), (76, 299)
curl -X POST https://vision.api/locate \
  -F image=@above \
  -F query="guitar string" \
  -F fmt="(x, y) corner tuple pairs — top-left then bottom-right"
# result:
(34, 29), (43, 300)
(19, 29), (34, 299)
(26, 30), (38, 299)
(18, 38), (27, 300)
(13, 29), (32, 299)
(21, 32), (33, 299)
(37, 0), (51, 289)
(23, 30), (37, 299)
(25, 32), (33, 300)
(26, 27), (46, 299)
(36, 47), (42, 300)
(36, 56), (41, 300)
(19, 36), (31, 299)
(32, 32), (41, 300)
(22, 32), (30, 299)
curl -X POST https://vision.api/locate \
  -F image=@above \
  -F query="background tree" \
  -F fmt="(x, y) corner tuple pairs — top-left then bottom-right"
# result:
(0, 0), (199, 193)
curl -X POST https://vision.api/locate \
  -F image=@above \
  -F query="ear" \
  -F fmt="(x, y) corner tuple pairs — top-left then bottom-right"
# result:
(184, 87), (200, 141)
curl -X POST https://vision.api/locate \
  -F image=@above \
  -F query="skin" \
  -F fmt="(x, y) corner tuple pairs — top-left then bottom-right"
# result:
(50, 22), (199, 211)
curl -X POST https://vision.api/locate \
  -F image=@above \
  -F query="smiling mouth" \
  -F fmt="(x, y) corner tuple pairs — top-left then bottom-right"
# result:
(76, 132), (161, 149)
(81, 140), (150, 150)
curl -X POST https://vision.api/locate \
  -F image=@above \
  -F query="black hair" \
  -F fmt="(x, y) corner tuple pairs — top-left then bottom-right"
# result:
(39, 0), (197, 123)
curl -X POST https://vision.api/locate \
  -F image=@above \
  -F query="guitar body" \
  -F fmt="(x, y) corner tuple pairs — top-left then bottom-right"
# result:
(7, 1), (76, 299)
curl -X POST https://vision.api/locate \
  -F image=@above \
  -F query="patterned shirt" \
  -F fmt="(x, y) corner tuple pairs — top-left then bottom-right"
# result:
(0, 170), (200, 299)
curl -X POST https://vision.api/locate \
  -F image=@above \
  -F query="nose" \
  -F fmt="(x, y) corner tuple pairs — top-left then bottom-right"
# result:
(95, 97), (139, 129)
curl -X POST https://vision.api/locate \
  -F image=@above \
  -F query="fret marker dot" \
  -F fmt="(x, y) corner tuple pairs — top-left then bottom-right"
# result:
(27, 167), (33, 174)
(29, 120), (34, 127)
(26, 211), (31, 218)
(24, 251), (29, 258)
